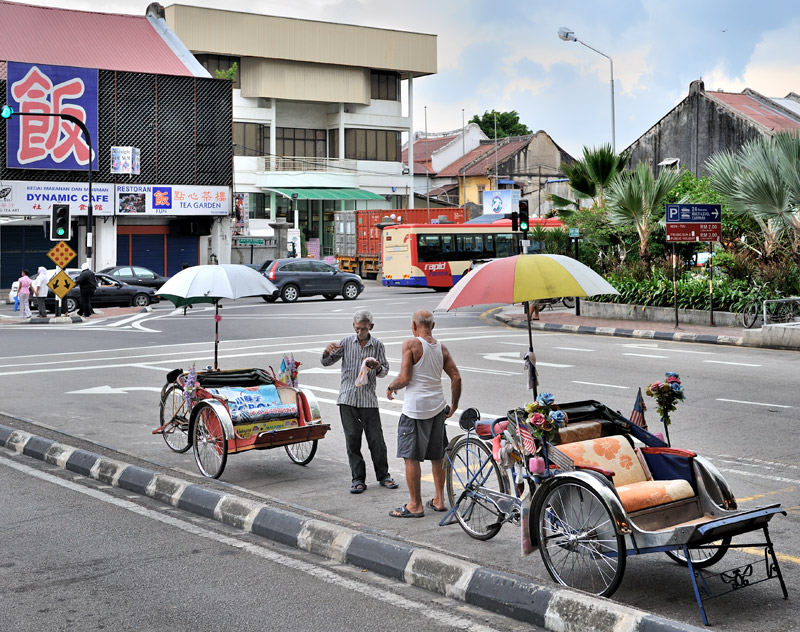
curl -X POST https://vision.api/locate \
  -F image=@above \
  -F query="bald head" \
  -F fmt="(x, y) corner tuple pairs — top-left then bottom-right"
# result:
(412, 309), (435, 330)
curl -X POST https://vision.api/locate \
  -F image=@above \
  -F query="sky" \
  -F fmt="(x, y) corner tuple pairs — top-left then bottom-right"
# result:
(16, 0), (800, 158)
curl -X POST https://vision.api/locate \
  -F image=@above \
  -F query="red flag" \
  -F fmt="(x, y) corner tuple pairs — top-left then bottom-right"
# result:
(517, 421), (537, 454)
(630, 387), (648, 430)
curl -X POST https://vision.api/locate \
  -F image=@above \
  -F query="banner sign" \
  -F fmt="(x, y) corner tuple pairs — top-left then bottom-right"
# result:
(111, 146), (141, 175)
(665, 204), (721, 242)
(482, 189), (520, 215)
(117, 184), (230, 216)
(5, 62), (99, 171)
(0, 180), (113, 216)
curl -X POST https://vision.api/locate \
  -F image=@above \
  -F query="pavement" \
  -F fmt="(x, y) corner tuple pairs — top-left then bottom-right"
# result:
(1, 305), (151, 323)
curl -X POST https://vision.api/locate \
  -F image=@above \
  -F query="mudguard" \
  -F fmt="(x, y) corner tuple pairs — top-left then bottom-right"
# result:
(189, 398), (235, 441)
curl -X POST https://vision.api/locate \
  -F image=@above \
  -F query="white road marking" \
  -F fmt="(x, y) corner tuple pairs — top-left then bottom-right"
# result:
(554, 347), (595, 352)
(0, 455), (499, 632)
(622, 353), (669, 358)
(481, 352), (573, 368)
(703, 360), (762, 367)
(716, 398), (791, 408)
(716, 466), (800, 486)
(572, 381), (629, 389)
(66, 386), (163, 395)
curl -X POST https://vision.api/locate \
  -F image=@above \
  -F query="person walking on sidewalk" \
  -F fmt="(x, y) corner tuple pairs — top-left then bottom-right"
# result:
(32, 266), (50, 317)
(321, 310), (398, 494)
(387, 309), (461, 518)
(16, 270), (33, 319)
(75, 262), (97, 317)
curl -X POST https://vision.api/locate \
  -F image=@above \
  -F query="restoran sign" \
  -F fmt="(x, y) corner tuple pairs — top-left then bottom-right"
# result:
(117, 184), (230, 215)
(0, 180), (113, 216)
(5, 62), (99, 171)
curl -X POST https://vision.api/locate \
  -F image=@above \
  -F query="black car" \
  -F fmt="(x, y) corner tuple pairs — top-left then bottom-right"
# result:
(45, 271), (160, 313)
(259, 258), (364, 302)
(99, 265), (169, 289)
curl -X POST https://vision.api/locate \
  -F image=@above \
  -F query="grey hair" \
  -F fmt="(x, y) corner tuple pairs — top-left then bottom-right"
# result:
(413, 310), (435, 328)
(353, 310), (374, 324)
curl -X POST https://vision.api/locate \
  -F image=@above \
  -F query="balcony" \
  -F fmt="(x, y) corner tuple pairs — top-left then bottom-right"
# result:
(264, 156), (358, 173)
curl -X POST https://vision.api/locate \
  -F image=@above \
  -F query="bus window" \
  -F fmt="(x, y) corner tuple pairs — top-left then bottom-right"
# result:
(495, 234), (516, 258)
(485, 235), (494, 258)
(417, 234), (442, 262)
(441, 234), (456, 259)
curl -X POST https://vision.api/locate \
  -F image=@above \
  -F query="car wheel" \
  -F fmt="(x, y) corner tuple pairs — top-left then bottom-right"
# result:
(132, 293), (151, 307)
(262, 295), (278, 303)
(65, 297), (78, 313)
(281, 284), (299, 302)
(323, 294), (337, 300)
(342, 282), (360, 300)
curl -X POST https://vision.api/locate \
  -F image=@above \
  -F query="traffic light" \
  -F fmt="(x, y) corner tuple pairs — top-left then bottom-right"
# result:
(510, 211), (519, 231)
(0, 104), (13, 119)
(519, 200), (530, 233)
(50, 204), (71, 241)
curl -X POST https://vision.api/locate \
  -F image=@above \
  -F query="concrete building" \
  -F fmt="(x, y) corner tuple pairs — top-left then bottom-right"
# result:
(163, 4), (437, 259)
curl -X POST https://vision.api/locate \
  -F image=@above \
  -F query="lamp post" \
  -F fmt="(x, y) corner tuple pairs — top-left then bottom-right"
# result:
(1, 106), (95, 265)
(558, 27), (615, 154)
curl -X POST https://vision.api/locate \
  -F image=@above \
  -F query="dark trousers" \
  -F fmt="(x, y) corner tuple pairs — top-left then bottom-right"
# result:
(339, 405), (390, 484)
(79, 286), (95, 316)
(35, 296), (47, 317)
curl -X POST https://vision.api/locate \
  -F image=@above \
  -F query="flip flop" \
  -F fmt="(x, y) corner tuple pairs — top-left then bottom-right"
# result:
(350, 481), (367, 494)
(379, 478), (399, 489)
(389, 505), (424, 518)
(425, 500), (447, 512)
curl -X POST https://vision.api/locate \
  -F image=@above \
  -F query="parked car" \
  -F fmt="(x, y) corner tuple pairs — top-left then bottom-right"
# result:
(98, 265), (169, 288)
(43, 271), (160, 313)
(8, 268), (80, 304)
(258, 258), (364, 302)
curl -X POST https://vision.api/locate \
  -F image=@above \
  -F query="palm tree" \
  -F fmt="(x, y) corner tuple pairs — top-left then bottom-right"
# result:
(549, 144), (631, 213)
(606, 162), (683, 269)
(707, 132), (800, 262)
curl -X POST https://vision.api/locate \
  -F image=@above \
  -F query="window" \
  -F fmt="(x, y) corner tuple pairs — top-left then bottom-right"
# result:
(370, 70), (400, 101)
(328, 129), (339, 158)
(417, 235), (442, 262)
(233, 123), (269, 156)
(276, 128), (326, 158)
(196, 54), (241, 89)
(343, 129), (401, 161)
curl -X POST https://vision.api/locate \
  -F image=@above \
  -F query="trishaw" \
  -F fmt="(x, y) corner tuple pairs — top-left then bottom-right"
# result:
(443, 400), (788, 625)
(152, 367), (330, 479)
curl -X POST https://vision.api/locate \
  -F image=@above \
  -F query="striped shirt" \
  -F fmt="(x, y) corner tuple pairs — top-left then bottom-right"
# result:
(321, 334), (389, 408)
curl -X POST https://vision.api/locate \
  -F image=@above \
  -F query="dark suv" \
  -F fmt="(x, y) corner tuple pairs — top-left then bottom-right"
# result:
(259, 258), (364, 302)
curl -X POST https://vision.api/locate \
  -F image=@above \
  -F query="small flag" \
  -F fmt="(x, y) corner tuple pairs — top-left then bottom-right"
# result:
(517, 421), (537, 454)
(630, 387), (648, 430)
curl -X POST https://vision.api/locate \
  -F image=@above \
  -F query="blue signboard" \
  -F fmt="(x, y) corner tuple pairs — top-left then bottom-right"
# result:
(5, 62), (99, 171)
(666, 204), (721, 223)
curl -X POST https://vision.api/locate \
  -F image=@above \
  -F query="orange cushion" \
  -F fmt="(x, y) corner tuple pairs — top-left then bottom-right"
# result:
(616, 479), (695, 513)
(556, 436), (648, 487)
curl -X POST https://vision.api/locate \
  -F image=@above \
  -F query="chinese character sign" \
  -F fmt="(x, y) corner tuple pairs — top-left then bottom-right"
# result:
(6, 62), (99, 171)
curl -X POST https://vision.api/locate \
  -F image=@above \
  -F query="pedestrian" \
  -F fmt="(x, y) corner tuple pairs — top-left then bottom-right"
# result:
(321, 310), (398, 494)
(386, 309), (461, 518)
(75, 262), (97, 317)
(16, 269), (33, 319)
(32, 266), (50, 317)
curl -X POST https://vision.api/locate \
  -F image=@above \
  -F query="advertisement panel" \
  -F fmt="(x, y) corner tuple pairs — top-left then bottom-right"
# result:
(0, 180), (113, 215)
(481, 189), (520, 215)
(110, 146), (141, 175)
(5, 62), (99, 171)
(117, 184), (230, 215)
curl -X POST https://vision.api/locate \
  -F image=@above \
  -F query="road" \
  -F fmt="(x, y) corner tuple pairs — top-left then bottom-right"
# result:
(1, 280), (798, 630)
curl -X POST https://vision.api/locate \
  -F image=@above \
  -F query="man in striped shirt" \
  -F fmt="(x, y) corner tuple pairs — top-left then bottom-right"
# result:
(321, 310), (398, 494)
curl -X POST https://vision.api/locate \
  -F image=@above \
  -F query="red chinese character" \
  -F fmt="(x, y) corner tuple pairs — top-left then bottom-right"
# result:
(154, 190), (170, 206)
(201, 191), (212, 202)
(188, 193), (198, 201)
(215, 192), (226, 202)
(10, 67), (92, 166)
(174, 191), (185, 201)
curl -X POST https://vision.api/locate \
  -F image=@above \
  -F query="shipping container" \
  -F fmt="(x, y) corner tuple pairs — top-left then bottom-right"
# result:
(335, 208), (467, 278)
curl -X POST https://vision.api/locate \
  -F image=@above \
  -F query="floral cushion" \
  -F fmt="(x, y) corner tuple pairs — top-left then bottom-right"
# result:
(615, 480), (695, 513)
(557, 420), (603, 444)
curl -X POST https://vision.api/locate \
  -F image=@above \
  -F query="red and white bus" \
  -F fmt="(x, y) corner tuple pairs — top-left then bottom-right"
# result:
(381, 218), (563, 289)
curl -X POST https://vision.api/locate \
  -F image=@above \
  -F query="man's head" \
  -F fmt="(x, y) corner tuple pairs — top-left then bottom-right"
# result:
(353, 310), (374, 341)
(411, 309), (435, 335)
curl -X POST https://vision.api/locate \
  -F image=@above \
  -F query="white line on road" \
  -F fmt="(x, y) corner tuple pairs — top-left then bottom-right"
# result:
(554, 347), (596, 352)
(622, 353), (669, 358)
(572, 381), (629, 389)
(107, 313), (151, 328)
(716, 398), (791, 408)
(716, 466), (800, 486)
(703, 360), (762, 367)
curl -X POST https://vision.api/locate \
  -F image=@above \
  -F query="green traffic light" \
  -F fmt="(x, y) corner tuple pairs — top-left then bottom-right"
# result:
(56, 227), (65, 236)
(1, 104), (14, 119)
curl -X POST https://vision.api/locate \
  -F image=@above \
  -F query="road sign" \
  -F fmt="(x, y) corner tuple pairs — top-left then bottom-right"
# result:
(238, 238), (265, 246)
(48, 270), (76, 299)
(47, 241), (77, 268)
(569, 228), (580, 238)
(665, 204), (721, 242)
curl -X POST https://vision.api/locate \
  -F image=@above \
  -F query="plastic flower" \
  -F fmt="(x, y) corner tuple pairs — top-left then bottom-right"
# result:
(537, 392), (555, 406)
(549, 409), (567, 428)
(530, 412), (546, 427)
(646, 372), (686, 426)
(520, 395), (568, 443)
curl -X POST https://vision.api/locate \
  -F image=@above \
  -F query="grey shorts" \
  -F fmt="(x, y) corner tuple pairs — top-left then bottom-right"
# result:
(397, 410), (447, 461)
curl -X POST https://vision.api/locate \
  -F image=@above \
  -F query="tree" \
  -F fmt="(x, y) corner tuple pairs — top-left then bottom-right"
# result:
(549, 144), (631, 211)
(215, 61), (238, 82)
(469, 110), (531, 139)
(606, 162), (683, 269)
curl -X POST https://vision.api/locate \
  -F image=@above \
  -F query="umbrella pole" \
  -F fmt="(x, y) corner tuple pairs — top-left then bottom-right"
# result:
(524, 301), (537, 398)
(214, 301), (219, 371)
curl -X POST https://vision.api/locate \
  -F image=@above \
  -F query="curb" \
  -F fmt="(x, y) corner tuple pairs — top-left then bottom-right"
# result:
(0, 423), (703, 632)
(495, 312), (744, 347)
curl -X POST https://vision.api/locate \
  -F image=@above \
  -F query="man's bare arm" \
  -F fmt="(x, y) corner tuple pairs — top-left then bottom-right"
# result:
(441, 344), (461, 418)
(386, 339), (417, 399)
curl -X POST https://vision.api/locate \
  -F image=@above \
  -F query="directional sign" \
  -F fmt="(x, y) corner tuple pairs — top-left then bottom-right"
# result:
(47, 241), (77, 268)
(238, 238), (265, 246)
(48, 270), (76, 299)
(665, 204), (721, 242)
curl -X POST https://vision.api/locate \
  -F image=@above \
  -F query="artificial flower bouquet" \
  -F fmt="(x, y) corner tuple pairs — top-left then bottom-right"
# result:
(645, 372), (686, 426)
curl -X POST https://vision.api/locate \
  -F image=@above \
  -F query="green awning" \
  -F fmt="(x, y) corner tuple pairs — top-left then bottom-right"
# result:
(265, 188), (385, 201)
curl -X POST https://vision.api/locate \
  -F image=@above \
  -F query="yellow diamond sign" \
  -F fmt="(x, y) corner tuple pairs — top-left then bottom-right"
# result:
(47, 241), (77, 269)
(48, 270), (76, 300)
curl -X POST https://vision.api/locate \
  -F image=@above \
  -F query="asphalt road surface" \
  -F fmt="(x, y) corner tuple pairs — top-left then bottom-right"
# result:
(1, 280), (798, 630)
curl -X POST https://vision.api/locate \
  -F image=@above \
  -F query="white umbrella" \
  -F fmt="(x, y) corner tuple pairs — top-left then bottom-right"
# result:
(157, 265), (278, 370)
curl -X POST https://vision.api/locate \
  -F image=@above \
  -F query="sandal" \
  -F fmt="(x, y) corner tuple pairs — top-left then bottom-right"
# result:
(350, 481), (367, 494)
(425, 499), (447, 512)
(379, 477), (399, 489)
(389, 505), (424, 518)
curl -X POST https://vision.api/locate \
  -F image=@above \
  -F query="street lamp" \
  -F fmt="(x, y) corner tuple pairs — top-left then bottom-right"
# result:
(558, 27), (616, 154)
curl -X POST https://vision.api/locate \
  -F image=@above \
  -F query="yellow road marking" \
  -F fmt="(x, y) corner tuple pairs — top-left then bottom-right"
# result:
(742, 547), (800, 565)
(737, 487), (795, 502)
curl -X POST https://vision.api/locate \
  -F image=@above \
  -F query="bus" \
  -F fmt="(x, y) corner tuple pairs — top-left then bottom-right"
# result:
(381, 218), (563, 289)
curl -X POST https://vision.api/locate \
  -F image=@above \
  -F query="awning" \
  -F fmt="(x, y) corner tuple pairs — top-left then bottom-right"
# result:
(265, 188), (385, 201)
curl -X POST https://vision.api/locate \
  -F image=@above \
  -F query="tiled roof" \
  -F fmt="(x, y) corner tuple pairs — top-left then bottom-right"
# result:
(0, 1), (196, 76)
(710, 91), (800, 133)
(437, 137), (530, 177)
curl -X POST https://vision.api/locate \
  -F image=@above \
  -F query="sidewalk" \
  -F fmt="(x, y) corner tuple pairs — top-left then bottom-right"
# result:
(1, 305), (151, 323)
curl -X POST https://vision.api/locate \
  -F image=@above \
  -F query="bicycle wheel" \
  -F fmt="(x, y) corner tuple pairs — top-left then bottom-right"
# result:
(285, 440), (318, 466)
(561, 296), (576, 309)
(159, 384), (191, 453)
(769, 301), (793, 324)
(664, 538), (730, 568)
(536, 478), (626, 598)
(741, 300), (760, 328)
(445, 435), (508, 541)
(192, 403), (228, 478)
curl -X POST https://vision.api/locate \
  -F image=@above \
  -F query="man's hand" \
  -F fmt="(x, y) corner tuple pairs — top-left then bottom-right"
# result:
(324, 342), (341, 357)
(365, 358), (380, 369)
(386, 387), (395, 401)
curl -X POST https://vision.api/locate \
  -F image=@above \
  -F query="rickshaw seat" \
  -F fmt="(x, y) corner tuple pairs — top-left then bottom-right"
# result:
(556, 435), (695, 513)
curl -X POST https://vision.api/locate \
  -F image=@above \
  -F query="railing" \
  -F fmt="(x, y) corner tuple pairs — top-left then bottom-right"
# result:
(762, 297), (800, 325)
(263, 156), (358, 173)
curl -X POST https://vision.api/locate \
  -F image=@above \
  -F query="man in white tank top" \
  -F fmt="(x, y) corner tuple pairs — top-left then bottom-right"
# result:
(386, 310), (461, 517)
